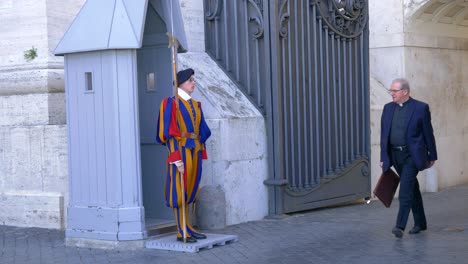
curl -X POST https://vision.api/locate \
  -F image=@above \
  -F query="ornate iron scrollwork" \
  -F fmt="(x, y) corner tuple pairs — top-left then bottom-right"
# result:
(279, 0), (289, 38)
(312, 0), (368, 38)
(245, 0), (264, 39)
(205, 0), (223, 21)
(253, 0), (263, 13)
(361, 163), (369, 177)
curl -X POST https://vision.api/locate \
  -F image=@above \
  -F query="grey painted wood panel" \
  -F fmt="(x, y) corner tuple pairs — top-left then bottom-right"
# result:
(101, 51), (121, 206)
(60, 0), (188, 241)
(94, 53), (107, 205)
(115, 50), (142, 207)
(67, 51), (144, 207)
(65, 56), (80, 206)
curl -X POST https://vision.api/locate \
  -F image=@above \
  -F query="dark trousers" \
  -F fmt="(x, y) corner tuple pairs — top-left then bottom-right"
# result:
(392, 148), (427, 230)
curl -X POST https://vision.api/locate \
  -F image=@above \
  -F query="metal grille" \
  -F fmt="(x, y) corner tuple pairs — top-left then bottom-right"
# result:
(277, 0), (369, 189)
(204, 0), (267, 112)
(205, 0), (371, 214)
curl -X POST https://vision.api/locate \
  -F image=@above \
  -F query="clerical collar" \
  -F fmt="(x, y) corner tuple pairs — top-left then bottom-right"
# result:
(178, 88), (191, 101)
(397, 97), (411, 107)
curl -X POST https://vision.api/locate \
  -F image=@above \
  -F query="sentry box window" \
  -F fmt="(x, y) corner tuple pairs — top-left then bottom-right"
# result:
(146, 72), (156, 92)
(85, 72), (93, 92)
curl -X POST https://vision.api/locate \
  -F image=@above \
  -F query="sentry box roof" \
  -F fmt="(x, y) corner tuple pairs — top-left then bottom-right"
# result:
(55, 0), (187, 55)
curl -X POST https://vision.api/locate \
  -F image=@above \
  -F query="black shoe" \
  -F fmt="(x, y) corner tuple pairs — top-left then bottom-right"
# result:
(191, 233), (207, 239)
(392, 227), (404, 238)
(176, 236), (197, 243)
(409, 226), (427, 234)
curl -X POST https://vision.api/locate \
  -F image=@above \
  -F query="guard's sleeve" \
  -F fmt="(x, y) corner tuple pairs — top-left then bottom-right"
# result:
(156, 97), (182, 163)
(198, 102), (211, 160)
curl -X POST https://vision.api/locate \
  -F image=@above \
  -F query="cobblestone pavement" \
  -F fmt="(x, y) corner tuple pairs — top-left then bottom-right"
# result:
(1, 184), (468, 264)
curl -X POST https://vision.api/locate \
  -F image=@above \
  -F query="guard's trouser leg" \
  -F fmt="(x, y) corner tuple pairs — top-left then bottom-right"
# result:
(174, 206), (203, 238)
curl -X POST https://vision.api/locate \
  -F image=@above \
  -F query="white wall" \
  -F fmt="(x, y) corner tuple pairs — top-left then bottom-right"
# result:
(404, 44), (468, 188)
(179, 0), (205, 52)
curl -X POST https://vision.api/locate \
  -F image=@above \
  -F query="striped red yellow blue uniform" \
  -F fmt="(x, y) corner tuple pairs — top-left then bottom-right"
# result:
(156, 96), (211, 237)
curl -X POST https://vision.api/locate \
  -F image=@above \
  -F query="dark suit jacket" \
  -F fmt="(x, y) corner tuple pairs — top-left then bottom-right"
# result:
(380, 97), (438, 172)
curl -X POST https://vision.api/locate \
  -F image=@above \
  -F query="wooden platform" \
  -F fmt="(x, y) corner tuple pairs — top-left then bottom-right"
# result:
(145, 233), (238, 253)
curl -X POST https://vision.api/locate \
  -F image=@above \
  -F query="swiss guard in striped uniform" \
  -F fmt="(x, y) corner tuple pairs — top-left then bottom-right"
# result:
(156, 68), (211, 243)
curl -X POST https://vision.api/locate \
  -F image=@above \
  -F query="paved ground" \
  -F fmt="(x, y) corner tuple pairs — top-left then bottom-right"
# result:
(1, 184), (468, 264)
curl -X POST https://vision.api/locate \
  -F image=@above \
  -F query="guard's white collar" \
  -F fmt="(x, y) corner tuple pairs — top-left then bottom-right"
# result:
(178, 88), (191, 101)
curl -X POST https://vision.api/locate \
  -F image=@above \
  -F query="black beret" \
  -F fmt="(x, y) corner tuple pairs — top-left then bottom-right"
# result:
(177, 68), (195, 86)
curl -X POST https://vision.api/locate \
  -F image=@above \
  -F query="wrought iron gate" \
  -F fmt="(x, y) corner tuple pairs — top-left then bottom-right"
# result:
(205, 0), (370, 214)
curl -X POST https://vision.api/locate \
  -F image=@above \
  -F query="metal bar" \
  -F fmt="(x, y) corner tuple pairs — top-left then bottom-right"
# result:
(294, 0), (303, 189)
(354, 36), (360, 158)
(234, 1), (240, 81)
(337, 36), (346, 170)
(338, 36), (347, 169)
(224, 1), (230, 71)
(349, 40), (353, 162)
(263, 179), (288, 186)
(313, 4), (320, 184)
(360, 33), (365, 156)
(306, 0), (313, 187)
(332, 33), (339, 171)
(263, 0), (285, 215)
(244, 0), (251, 95)
(281, 38), (290, 189)
(325, 27), (332, 174)
(338, 37), (343, 168)
(255, 40), (262, 106)
(319, 17), (326, 179)
(344, 38), (349, 164)
(287, 1), (296, 189)
(365, 23), (371, 159)
(215, 15), (220, 60)
(300, 0), (309, 188)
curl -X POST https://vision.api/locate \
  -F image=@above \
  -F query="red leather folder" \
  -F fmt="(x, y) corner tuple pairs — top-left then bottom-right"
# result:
(373, 169), (400, 207)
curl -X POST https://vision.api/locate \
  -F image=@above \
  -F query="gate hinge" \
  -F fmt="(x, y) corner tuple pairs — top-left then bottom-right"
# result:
(263, 178), (288, 186)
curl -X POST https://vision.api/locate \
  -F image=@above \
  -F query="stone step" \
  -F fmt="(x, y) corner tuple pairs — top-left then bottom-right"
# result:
(146, 222), (177, 237)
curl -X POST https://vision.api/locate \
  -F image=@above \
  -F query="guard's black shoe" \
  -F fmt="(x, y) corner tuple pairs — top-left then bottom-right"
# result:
(392, 227), (404, 238)
(191, 233), (207, 239)
(176, 236), (197, 243)
(409, 226), (427, 234)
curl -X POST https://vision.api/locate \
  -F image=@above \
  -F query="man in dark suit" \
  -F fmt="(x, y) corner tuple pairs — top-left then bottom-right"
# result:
(380, 78), (438, 238)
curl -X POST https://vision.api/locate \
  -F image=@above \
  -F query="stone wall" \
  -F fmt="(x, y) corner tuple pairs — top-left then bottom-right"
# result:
(179, 53), (269, 225)
(404, 42), (468, 189)
(0, 0), (84, 228)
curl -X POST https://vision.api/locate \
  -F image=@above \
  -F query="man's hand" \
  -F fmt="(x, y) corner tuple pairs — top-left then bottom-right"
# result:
(427, 160), (435, 168)
(174, 160), (185, 173)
